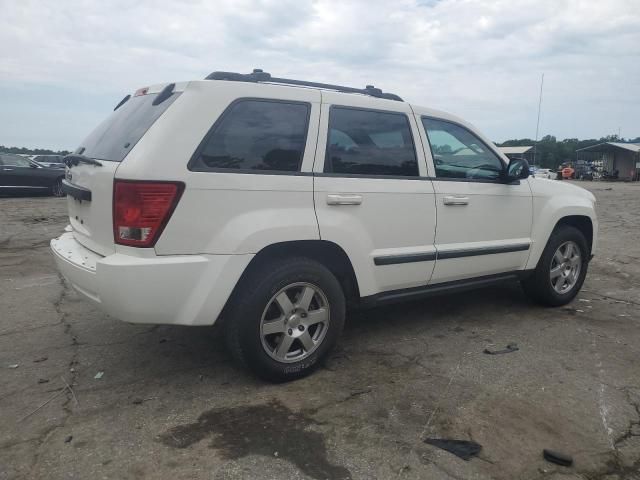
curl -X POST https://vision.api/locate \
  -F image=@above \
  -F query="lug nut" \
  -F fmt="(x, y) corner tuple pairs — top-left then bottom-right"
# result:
(301, 312), (307, 318)
(298, 325), (304, 331)
(287, 329), (293, 335)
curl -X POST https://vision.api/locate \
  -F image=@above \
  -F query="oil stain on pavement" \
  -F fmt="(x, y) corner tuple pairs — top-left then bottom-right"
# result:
(158, 399), (352, 480)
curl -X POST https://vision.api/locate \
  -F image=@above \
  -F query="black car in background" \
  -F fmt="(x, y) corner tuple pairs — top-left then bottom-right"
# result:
(0, 153), (65, 197)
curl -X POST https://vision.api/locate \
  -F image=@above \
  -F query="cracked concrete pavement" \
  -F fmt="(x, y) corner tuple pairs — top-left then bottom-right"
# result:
(1, 182), (639, 479)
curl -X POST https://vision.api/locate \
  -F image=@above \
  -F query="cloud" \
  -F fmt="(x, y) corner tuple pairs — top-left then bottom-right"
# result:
(1, 0), (638, 148)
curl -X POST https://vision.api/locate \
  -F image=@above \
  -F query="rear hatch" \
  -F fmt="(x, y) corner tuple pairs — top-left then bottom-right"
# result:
(65, 84), (182, 256)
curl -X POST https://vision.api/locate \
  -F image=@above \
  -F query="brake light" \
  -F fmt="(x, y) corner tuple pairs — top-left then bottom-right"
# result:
(134, 87), (149, 96)
(113, 180), (184, 247)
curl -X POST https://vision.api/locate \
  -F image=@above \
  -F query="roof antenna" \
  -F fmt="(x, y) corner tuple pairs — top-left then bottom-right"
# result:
(533, 73), (544, 166)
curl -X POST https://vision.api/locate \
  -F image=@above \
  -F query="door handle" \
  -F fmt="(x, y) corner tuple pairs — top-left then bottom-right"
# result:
(327, 193), (363, 205)
(443, 196), (469, 206)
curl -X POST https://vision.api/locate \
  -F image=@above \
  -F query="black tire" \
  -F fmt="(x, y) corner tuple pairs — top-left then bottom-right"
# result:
(521, 225), (589, 306)
(224, 257), (345, 382)
(51, 178), (65, 197)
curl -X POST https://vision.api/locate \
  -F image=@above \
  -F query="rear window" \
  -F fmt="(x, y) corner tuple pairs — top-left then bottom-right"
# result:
(76, 92), (180, 162)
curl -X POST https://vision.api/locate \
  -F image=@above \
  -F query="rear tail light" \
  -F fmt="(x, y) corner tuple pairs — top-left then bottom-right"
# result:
(113, 180), (184, 247)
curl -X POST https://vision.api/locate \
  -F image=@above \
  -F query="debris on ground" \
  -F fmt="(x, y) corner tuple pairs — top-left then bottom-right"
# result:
(483, 343), (519, 355)
(61, 376), (79, 407)
(424, 438), (482, 460)
(64, 435), (73, 443)
(37, 378), (49, 384)
(543, 449), (573, 467)
(19, 387), (67, 422)
(94, 371), (104, 379)
(7, 364), (19, 369)
(132, 397), (157, 405)
(33, 356), (48, 363)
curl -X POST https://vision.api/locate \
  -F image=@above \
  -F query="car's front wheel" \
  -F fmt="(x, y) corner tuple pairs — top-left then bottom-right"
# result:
(51, 178), (65, 197)
(521, 225), (589, 306)
(224, 257), (345, 382)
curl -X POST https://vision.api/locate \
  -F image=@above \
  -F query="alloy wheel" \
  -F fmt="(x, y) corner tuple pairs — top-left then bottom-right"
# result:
(550, 241), (582, 294)
(260, 282), (330, 363)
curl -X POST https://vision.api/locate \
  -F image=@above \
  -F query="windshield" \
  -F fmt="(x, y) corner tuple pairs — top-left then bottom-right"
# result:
(76, 92), (180, 162)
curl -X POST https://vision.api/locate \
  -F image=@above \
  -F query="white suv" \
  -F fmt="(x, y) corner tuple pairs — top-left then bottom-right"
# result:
(52, 69), (597, 381)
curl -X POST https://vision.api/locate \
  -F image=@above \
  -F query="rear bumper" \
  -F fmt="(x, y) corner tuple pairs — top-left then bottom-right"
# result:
(51, 232), (253, 326)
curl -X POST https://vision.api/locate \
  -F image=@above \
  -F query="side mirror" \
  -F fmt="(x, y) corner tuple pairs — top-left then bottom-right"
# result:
(505, 158), (530, 182)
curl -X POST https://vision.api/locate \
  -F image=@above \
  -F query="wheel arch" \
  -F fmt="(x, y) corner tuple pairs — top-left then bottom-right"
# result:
(553, 215), (593, 253)
(526, 207), (596, 270)
(229, 240), (361, 308)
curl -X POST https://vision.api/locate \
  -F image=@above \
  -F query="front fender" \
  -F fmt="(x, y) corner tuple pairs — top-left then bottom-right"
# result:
(525, 193), (597, 270)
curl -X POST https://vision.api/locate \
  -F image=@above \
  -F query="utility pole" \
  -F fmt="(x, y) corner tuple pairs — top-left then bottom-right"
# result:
(533, 73), (544, 166)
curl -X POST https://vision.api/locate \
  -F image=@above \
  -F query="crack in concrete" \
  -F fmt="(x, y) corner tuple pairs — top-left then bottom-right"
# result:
(614, 387), (640, 448)
(25, 273), (80, 478)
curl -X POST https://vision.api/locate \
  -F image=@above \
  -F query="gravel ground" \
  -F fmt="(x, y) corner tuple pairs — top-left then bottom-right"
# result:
(1, 181), (639, 480)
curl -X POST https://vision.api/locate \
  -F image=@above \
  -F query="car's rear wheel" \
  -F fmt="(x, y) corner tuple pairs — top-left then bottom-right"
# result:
(224, 257), (345, 382)
(521, 225), (589, 306)
(51, 178), (65, 197)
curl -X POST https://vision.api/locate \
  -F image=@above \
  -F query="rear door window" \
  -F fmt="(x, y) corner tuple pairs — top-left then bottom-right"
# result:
(190, 99), (310, 173)
(325, 107), (419, 177)
(77, 92), (180, 162)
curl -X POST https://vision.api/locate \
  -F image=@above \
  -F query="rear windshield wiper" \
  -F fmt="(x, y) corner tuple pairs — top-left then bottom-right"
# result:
(64, 154), (103, 167)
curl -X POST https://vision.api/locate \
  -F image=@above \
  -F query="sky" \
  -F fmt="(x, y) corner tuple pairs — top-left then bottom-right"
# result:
(1, 0), (639, 150)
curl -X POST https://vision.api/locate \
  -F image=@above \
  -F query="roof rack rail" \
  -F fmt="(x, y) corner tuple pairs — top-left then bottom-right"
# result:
(204, 69), (403, 102)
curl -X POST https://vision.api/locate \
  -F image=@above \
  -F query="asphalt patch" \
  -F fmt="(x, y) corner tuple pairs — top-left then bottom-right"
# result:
(158, 399), (351, 480)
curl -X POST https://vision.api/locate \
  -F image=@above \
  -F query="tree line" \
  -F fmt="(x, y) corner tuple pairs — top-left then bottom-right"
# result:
(1, 145), (71, 156)
(497, 135), (640, 169)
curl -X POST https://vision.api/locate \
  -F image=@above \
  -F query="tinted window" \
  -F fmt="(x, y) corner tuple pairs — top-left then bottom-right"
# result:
(77, 92), (180, 162)
(422, 118), (504, 180)
(325, 108), (418, 176)
(0, 154), (31, 167)
(191, 100), (310, 172)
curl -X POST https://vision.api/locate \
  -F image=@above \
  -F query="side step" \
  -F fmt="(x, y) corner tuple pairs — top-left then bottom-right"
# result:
(360, 272), (522, 308)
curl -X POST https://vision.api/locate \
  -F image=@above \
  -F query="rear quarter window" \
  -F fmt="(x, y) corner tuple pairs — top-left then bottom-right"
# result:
(77, 92), (181, 162)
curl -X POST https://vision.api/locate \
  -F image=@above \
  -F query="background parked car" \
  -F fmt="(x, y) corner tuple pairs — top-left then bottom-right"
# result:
(533, 168), (554, 179)
(0, 153), (65, 196)
(30, 154), (66, 169)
